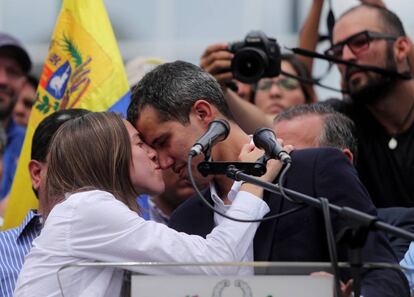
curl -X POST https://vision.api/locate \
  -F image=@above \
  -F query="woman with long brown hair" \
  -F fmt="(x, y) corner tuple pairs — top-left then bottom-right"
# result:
(14, 112), (286, 297)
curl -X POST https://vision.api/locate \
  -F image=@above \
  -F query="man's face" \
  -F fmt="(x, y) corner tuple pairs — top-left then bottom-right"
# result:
(0, 55), (26, 119)
(333, 8), (398, 103)
(273, 115), (323, 149)
(135, 106), (211, 186)
(13, 81), (36, 126)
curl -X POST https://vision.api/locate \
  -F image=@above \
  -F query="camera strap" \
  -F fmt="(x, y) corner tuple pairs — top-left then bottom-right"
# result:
(280, 70), (346, 94)
(287, 47), (412, 80)
(326, 0), (335, 45)
(318, 0), (335, 45)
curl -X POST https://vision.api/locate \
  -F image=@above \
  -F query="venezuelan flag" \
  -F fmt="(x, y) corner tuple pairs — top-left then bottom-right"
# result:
(2, 0), (130, 229)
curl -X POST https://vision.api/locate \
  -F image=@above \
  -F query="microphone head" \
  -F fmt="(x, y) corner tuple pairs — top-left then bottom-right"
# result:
(253, 127), (277, 151)
(209, 119), (231, 140)
(189, 119), (231, 156)
(253, 127), (291, 163)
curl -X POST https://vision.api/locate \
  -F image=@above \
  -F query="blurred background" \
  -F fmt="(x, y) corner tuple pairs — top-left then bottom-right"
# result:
(1, 0), (412, 99)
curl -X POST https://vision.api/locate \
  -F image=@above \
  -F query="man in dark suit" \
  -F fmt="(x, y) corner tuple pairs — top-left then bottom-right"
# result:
(127, 60), (409, 297)
(272, 103), (414, 263)
(377, 207), (414, 261)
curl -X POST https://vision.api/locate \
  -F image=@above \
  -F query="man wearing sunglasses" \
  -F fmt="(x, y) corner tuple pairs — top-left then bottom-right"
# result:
(327, 4), (414, 209)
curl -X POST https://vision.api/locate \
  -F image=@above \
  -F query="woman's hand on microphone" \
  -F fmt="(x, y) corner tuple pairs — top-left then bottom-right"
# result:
(259, 138), (294, 182)
(238, 141), (294, 197)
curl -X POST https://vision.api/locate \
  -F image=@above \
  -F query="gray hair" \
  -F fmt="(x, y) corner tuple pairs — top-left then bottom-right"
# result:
(274, 103), (358, 159)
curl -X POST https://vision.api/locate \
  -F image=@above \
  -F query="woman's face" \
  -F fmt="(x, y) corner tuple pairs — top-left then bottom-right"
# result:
(124, 120), (165, 195)
(254, 61), (306, 116)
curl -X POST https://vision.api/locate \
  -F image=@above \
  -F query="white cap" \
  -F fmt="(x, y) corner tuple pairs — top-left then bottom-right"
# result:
(125, 56), (165, 88)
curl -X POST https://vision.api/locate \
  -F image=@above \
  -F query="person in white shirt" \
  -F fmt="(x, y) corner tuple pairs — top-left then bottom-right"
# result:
(14, 111), (289, 297)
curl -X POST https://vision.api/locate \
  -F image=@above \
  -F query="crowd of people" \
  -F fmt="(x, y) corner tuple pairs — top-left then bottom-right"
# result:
(0, 1), (414, 297)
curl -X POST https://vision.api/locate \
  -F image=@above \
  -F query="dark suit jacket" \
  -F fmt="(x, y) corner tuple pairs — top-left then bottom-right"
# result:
(377, 207), (414, 261)
(169, 148), (409, 297)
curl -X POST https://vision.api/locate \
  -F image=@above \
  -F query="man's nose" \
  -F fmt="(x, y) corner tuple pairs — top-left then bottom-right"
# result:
(13, 102), (24, 114)
(341, 45), (357, 61)
(0, 68), (9, 85)
(158, 152), (174, 170)
(269, 82), (282, 97)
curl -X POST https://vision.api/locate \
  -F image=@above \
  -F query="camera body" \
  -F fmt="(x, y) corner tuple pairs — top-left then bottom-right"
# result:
(229, 31), (281, 84)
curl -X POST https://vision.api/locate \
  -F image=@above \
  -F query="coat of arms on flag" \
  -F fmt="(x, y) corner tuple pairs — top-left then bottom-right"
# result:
(36, 9), (115, 117)
(2, 0), (130, 230)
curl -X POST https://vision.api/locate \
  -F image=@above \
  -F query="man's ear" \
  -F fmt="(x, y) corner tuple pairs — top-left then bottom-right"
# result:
(28, 160), (44, 191)
(394, 36), (411, 65)
(191, 100), (215, 126)
(342, 148), (354, 165)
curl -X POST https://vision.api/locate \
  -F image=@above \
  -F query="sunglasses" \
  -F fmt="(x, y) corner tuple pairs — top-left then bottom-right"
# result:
(325, 30), (398, 59)
(256, 77), (300, 91)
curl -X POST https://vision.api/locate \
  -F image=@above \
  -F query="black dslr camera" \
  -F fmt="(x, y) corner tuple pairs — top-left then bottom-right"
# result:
(229, 31), (281, 84)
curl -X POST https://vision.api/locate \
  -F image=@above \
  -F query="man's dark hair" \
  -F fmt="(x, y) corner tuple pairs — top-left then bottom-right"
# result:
(127, 60), (233, 125)
(274, 103), (358, 159)
(31, 109), (90, 162)
(339, 4), (406, 37)
(26, 74), (39, 90)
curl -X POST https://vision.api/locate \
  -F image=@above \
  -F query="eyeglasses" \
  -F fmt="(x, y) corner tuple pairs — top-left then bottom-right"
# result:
(256, 77), (300, 92)
(325, 30), (398, 59)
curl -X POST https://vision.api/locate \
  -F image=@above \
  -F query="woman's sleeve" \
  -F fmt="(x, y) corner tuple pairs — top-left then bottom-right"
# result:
(68, 190), (269, 275)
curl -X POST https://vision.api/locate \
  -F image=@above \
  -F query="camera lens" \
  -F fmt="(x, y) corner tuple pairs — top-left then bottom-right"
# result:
(231, 47), (268, 84)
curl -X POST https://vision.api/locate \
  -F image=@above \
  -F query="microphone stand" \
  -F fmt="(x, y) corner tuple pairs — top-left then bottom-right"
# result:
(225, 165), (414, 297)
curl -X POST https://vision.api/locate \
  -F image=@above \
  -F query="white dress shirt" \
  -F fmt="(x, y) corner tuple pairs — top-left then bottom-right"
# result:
(14, 189), (269, 297)
(210, 181), (255, 276)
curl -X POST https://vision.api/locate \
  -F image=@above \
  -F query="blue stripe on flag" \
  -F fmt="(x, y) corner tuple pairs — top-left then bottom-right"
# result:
(108, 91), (131, 118)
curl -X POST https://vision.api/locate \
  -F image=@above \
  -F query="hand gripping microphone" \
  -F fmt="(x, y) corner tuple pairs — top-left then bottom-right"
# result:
(189, 119), (230, 156)
(253, 127), (291, 164)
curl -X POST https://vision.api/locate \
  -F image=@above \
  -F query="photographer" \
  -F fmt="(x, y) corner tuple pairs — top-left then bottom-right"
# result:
(200, 32), (316, 134)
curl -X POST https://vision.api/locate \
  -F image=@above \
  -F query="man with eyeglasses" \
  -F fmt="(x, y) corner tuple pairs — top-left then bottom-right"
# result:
(325, 4), (414, 209)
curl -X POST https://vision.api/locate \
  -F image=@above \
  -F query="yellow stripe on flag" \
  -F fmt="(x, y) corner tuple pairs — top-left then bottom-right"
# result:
(2, 0), (130, 229)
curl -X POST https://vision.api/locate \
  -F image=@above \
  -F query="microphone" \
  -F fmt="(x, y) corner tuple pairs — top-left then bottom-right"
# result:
(189, 119), (230, 156)
(253, 128), (291, 164)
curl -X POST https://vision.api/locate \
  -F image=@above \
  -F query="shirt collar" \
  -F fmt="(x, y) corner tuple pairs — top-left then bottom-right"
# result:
(148, 196), (170, 224)
(6, 117), (16, 134)
(15, 210), (42, 241)
(209, 135), (250, 206)
(209, 180), (242, 207)
(6, 117), (24, 135)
